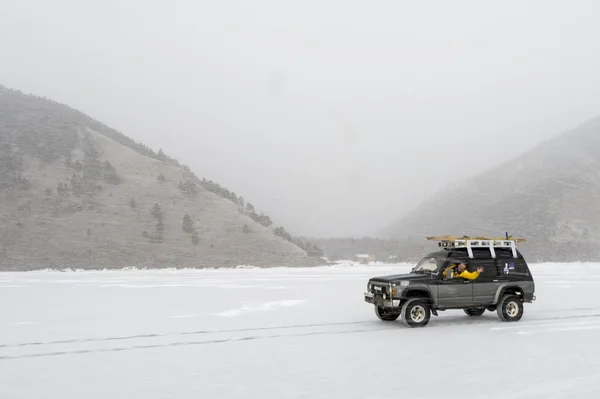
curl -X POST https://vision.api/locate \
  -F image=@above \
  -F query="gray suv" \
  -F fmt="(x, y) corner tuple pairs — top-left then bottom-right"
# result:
(364, 237), (536, 327)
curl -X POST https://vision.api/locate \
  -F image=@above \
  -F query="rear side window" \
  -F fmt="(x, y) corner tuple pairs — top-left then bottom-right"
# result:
(471, 248), (493, 259)
(470, 259), (498, 278)
(494, 249), (514, 259)
(496, 259), (530, 276)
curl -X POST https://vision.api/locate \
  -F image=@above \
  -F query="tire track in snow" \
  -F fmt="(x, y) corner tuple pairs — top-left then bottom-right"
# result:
(4, 308), (600, 349)
(4, 312), (600, 360)
(0, 325), (399, 360)
(0, 320), (379, 349)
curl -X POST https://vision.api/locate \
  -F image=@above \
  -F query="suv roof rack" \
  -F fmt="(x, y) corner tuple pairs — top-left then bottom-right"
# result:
(426, 235), (526, 259)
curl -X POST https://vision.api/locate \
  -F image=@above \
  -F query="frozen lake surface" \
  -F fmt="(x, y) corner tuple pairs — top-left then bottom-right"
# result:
(2, 263), (600, 399)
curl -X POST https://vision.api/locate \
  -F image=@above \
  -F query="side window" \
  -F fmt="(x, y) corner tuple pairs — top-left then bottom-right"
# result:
(469, 259), (497, 279)
(441, 260), (459, 280)
(471, 249), (493, 258)
(496, 259), (530, 276)
(494, 249), (513, 259)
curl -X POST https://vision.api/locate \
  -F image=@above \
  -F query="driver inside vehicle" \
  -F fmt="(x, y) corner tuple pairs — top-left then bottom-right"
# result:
(443, 262), (484, 280)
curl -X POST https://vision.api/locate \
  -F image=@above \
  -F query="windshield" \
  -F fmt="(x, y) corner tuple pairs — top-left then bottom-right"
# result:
(412, 256), (446, 274)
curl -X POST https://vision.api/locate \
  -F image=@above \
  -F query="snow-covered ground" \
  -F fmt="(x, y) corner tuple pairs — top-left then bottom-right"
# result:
(1, 262), (600, 399)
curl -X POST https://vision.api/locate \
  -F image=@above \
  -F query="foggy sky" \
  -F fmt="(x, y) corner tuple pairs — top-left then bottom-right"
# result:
(2, 0), (600, 237)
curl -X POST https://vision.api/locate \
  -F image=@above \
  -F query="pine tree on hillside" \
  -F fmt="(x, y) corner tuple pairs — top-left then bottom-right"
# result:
(182, 213), (194, 234)
(258, 213), (272, 227)
(151, 203), (163, 221)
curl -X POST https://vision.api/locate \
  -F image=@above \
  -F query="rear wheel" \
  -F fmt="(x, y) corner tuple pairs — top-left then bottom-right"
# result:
(464, 307), (486, 317)
(401, 298), (431, 327)
(497, 295), (523, 322)
(375, 306), (400, 321)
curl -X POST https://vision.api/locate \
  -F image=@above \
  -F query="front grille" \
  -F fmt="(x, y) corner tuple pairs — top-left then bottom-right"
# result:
(370, 284), (387, 294)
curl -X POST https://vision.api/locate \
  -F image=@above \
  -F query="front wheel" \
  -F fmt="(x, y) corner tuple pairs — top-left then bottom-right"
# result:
(497, 295), (523, 322)
(464, 307), (486, 317)
(375, 306), (400, 321)
(401, 299), (431, 327)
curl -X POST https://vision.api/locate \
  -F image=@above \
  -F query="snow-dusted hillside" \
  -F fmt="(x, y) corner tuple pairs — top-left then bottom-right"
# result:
(382, 116), (600, 261)
(1, 263), (600, 398)
(0, 85), (321, 270)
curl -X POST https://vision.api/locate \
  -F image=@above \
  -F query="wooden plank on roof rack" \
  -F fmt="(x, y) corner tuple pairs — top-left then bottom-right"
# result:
(426, 235), (526, 242)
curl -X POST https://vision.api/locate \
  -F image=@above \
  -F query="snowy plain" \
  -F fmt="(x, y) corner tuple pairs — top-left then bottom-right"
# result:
(1, 262), (600, 399)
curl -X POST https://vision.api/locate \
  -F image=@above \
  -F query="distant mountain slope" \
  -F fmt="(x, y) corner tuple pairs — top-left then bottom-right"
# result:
(0, 85), (323, 270)
(381, 116), (600, 261)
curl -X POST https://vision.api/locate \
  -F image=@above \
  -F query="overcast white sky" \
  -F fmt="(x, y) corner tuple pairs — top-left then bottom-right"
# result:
(1, 0), (600, 237)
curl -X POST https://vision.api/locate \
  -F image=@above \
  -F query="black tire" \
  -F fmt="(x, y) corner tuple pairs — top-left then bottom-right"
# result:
(401, 298), (431, 327)
(496, 294), (524, 322)
(464, 307), (486, 317)
(375, 306), (400, 321)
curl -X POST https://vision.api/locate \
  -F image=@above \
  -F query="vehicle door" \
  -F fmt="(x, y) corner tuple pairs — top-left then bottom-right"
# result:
(436, 261), (474, 307)
(470, 259), (499, 305)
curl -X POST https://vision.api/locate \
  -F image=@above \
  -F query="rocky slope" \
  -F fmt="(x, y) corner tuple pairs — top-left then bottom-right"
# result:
(381, 116), (600, 261)
(0, 85), (323, 270)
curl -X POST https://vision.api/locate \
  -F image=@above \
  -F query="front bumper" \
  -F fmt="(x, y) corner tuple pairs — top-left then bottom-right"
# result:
(364, 292), (400, 308)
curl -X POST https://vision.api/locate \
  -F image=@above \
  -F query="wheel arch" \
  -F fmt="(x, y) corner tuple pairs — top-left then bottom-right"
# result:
(402, 288), (434, 304)
(493, 285), (525, 304)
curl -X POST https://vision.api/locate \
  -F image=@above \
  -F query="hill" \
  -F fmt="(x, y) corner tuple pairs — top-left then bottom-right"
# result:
(380, 116), (600, 262)
(0, 85), (324, 270)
